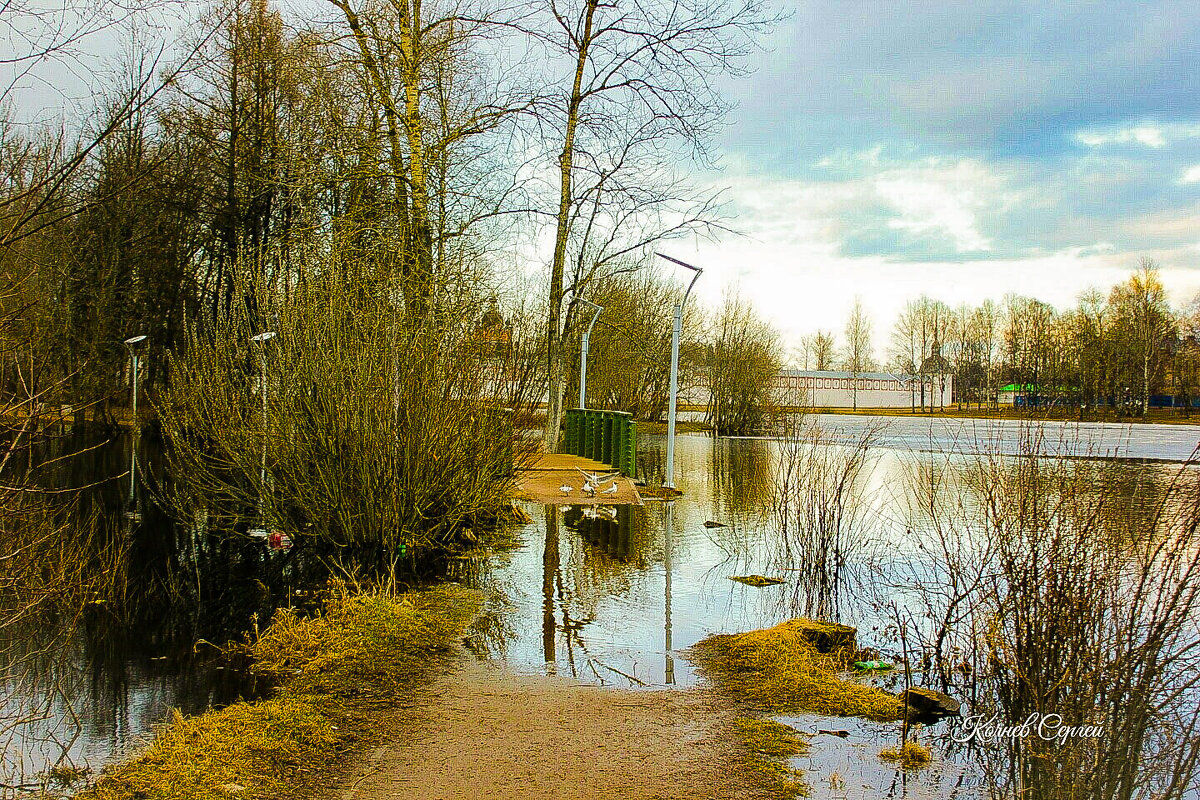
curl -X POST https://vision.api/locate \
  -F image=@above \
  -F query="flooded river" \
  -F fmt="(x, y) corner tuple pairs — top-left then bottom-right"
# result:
(3, 414), (1198, 798)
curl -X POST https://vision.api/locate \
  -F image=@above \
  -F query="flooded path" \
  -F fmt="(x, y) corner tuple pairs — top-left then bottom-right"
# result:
(338, 656), (764, 800)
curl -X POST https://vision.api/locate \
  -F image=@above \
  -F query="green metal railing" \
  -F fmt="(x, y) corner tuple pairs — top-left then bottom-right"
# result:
(562, 408), (637, 477)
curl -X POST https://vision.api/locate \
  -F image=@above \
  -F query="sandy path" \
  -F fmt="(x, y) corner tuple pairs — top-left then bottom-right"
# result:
(336, 659), (765, 800)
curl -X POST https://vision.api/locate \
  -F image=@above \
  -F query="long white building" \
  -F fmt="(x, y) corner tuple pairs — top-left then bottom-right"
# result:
(775, 369), (953, 410)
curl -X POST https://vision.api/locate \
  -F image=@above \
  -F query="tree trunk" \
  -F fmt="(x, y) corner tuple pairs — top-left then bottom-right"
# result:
(543, 0), (598, 451)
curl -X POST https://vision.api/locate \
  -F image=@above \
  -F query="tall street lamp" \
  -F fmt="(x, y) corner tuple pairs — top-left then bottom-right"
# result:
(251, 331), (276, 517)
(655, 253), (702, 490)
(578, 299), (604, 410)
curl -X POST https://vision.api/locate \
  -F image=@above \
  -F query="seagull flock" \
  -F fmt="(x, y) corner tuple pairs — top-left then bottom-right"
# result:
(560, 467), (621, 498)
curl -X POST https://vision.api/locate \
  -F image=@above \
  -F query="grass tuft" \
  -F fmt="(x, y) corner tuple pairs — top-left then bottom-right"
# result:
(88, 698), (344, 800)
(691, 620), (904, 721)
(729, 575), (784, 587)
(733, 718), (810, 798)
(879, 740), (932, 769)
(250, 583), (479, 700)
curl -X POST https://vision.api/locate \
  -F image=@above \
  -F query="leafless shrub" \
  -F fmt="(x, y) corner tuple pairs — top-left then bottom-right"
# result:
(770, 417), (885, 619)
(157, 274), (536, 572)
(884, 421), (1200, 799)
(706, 290), (781, 436)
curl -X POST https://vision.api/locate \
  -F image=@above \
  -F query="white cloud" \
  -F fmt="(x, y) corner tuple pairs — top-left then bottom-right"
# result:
(1075, 121), (1200, 150)
(1180, 164), (1200, 184)
(874, 161), (994, 253)
(680, 163), (1200, 360)
(1076, 124), (1167, 148)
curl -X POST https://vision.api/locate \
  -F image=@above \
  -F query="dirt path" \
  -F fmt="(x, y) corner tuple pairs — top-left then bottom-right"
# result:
(335, 658), (766, 800)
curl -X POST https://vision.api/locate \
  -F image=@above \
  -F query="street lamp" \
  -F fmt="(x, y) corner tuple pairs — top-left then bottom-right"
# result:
(124, 335), (148, 423)
(655, 253), (703, 490)
(123, 335), (147, 519)
(251, 331), (276, 516)
(578, 299), (604, 409)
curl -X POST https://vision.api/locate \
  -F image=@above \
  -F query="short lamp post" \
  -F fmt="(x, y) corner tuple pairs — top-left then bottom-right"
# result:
(578, 299), (604, 409)
(123, 335), (148, 423)
(123, 335), (148, 515)
(251, 331), (277, 515)
(655, 253), (702, 490)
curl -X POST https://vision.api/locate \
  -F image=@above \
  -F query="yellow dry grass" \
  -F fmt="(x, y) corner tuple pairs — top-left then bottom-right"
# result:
(251, 583), (479, 700)
(88, 698), (344, 800)
(692, 620), (904, 721)
(879, 740), (932, 769)
(81, 584), (480, 800)
(733, 719), (810, 798)
(729, 575), (784, 587)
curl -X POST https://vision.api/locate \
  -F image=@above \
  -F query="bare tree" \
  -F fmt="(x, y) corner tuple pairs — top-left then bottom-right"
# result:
(535, 0), (777, 449)
(1109, 259), (1175, 417)
(706, 289), (780, 435)
(801, 330), (836, 371)
(840, 296), (874, 411)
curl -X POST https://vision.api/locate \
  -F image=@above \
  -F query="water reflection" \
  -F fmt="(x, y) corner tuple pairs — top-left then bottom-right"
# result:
(0, 431), (323, 795)
(6, 416), (1200, 798)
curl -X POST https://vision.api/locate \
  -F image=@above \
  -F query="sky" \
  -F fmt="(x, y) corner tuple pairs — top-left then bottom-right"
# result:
(666, 0), (1200, 359)
(8, 1), (1200, 361)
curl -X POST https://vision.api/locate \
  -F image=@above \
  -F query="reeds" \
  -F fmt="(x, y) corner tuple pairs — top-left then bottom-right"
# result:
(884, 421), (1200, 798)
(770, 417), (884, 619)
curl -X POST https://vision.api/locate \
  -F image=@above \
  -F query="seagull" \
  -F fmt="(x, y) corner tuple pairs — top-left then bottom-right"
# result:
(582, 480), (596, 496)
(560, 485), (573, 495)
(600, 482), (618, 495)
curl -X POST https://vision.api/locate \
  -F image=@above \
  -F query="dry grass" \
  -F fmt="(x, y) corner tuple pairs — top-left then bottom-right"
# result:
(734, 718), (810, 798)
(251, 583), (480, 700)
(692, 620), (904, 721)
(729, 575), (784, 587)
(879, 740), (932, 770)
(87, 698), (346, 800)
(80, 584), (480, 800)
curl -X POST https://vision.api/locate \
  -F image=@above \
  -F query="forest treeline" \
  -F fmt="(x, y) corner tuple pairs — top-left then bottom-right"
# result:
(0, 0), (776, 436)
(797, 260), (1191, 416)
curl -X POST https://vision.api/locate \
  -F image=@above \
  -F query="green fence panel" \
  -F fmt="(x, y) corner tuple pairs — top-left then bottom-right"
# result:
(561, 408), (637, 476)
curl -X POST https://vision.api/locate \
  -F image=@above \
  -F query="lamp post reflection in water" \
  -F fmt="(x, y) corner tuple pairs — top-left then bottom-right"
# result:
(664, 501), (675, 685)
(543, 504), (560, 673)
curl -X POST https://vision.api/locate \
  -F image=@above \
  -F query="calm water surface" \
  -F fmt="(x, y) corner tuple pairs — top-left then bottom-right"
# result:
(3, 415), (1194, 797)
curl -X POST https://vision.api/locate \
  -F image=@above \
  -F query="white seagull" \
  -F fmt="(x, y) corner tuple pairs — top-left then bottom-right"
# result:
(559, 484), (573, 495)
(600, 482), (618, 495)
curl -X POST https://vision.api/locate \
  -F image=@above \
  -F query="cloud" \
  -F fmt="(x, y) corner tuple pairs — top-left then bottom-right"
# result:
(721, 2), (1200, 161)
(1181, 165), (1200, 184)
(1076, 125), (1167, 148)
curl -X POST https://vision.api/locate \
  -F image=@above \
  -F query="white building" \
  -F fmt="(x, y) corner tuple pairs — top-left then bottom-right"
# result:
(775, 369), (953, 410)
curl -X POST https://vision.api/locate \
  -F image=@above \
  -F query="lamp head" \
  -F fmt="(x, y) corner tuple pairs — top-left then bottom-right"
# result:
(655, 252), (703, 274)
(124, 335), (148, 347)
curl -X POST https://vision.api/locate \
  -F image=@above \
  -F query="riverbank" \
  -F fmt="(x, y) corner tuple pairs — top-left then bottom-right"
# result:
(638, 406), (1200, 432)
(78, 584), (480, 800)
(72, 583), (786, 800)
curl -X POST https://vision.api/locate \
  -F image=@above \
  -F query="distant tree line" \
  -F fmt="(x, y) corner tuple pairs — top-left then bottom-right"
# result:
(797, 260), (1193, 417)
